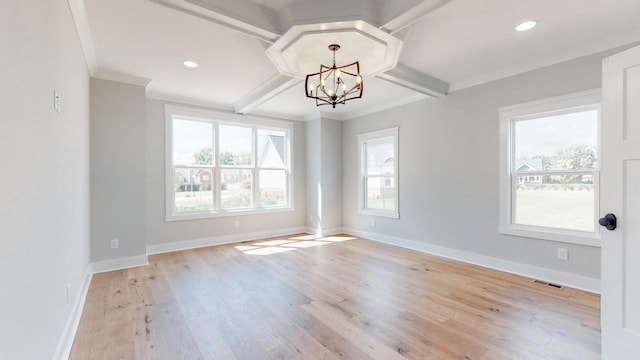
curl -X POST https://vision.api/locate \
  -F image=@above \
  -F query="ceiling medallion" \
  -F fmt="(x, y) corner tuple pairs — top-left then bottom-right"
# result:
(305, 44), (363, 108)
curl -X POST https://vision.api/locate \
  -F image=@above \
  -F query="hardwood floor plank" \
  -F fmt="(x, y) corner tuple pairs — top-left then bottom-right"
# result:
(69, 272), (111, 360)
(70, 234), (600, 359)
(302, 300), (408, 360)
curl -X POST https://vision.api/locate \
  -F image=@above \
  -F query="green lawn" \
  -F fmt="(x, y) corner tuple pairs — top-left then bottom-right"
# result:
(515, 188), (595, 231)
(367, 197), (395, 211)
(174, 188), (283, 212)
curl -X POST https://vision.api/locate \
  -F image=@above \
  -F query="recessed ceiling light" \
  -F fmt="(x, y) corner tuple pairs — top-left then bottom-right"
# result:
(516, 20), (537, 32)
(183, 60), (198, 68)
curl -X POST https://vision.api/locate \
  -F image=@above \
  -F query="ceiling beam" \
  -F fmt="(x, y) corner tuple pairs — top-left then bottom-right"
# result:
(148, 0), (281, 43)
(233, 74), (300, 114)
(279, 0), (377, 31)
(377, 64), (449, 97)
(380, 0), (452, 34)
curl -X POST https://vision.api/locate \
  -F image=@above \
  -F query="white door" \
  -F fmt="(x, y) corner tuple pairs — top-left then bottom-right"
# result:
(601, 44), (640, 359)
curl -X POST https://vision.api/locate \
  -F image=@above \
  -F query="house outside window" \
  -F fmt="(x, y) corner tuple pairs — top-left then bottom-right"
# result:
(165, 105), (293, 221)
(358, 127), (399, 219)
(499, 90), (601, 246)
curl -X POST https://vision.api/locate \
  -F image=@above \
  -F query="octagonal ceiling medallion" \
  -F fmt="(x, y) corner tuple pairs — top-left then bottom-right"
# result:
(266, 20), (403, 79)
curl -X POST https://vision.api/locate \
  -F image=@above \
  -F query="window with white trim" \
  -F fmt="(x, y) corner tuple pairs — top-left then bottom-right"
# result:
(166, 106), (292, 221)
(499, 90), (601, 246)
(358, 127), (399, 219)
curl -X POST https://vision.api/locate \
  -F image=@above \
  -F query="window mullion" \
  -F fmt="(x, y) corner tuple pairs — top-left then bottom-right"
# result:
(510, 173), (517, 226)
(214, 122), (221, 211)
(513, 170), (595, 176)
(253, 126), (259, 208)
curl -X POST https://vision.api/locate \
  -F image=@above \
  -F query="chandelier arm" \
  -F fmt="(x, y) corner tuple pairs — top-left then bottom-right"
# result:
(316, 101), (336, 107)
(337, 70), (360, 77)
(345, 84), (361, 94)
(322, 72), (332, 86)
(315, 96), (331, 105)
(319, 85), (332, 98)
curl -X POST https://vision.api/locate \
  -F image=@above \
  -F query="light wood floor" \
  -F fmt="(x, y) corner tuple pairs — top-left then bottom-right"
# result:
(70, 234), (600, 359)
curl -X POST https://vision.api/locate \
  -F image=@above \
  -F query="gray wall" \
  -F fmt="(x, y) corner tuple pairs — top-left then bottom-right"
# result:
(306, 118), (321, 228)
(321, 118), (343, 230)
(145, 99), (307, 247)
(343, 51), (612, 280)
(91, 79), (147, 262)
(0, 0), (91, 358)
(306, 118), (343, 232)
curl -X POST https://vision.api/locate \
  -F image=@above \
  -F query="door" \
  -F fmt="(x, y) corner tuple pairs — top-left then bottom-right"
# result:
(601, 44), (640, 359)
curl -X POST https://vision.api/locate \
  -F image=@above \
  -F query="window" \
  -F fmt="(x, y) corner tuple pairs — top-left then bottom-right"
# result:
(358, 127), (399, 218)
(499, 90), (600, 246)
(165, 105), (292, 221)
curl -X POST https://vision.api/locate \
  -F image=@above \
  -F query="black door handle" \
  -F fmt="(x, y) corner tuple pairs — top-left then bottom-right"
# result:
(599, 213), (617, 231)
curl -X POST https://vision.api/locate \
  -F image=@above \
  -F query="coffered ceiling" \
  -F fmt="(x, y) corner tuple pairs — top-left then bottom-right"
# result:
(68, 0), (640, 120)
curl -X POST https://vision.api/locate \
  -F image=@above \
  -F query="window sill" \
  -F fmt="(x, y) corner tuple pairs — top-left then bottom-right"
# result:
(166, 206), (294, 222)
(498, 225), (601, 247)
(359, 209), (400, 219)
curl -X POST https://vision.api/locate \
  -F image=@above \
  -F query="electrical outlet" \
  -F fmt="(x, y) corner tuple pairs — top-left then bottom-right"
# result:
(371, 218), (376, 227)
(66, 284), (71, 305)
(234, 220), (240, 228)
(110, 238), (119, 249)
(557, 248), (569, 261)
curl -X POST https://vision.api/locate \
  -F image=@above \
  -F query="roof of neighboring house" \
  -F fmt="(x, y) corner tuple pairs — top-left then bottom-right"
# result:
(515, 158), (543, 171)
(258, 134), (286, 167)
(268, 135), (285, 162)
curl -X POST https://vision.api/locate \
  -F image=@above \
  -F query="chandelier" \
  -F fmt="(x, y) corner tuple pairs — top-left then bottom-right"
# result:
(305, 44), (363, 108)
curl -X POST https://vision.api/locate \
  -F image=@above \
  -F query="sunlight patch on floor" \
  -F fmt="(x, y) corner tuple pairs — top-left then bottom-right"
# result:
(234, 234), (357, 256)
(287, 234), (319, 241)
(321, 236), (357, 242)
(243, 246), (296, 256)
(254, 240), (296, 246)
(284, 240), (329, 248)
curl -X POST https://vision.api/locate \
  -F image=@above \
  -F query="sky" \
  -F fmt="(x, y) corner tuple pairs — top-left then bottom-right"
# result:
(173, 119), (212, 165)
(514, 109), (598, 159)
(172, 118), (285, 166)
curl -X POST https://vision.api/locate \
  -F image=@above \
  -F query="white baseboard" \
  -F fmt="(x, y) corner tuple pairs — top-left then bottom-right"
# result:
(53, 264), (93, 360)
(146, 226), (309, 255)
(343, 227), (600, 294)
(92, 255), (149, 274)
(305, 226), (344, 237)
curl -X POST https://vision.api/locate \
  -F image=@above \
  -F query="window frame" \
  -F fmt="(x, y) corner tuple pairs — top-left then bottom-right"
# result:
(358, 127), (399, 219)
(165, 105), (294, 221)
(498, 89), (601, 247)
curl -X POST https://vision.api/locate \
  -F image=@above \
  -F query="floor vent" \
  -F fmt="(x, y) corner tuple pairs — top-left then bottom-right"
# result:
(532, 279), (564, 289)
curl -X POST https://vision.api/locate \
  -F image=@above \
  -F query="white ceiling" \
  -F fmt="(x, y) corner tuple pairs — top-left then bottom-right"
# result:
(72, 0), (640, 121)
